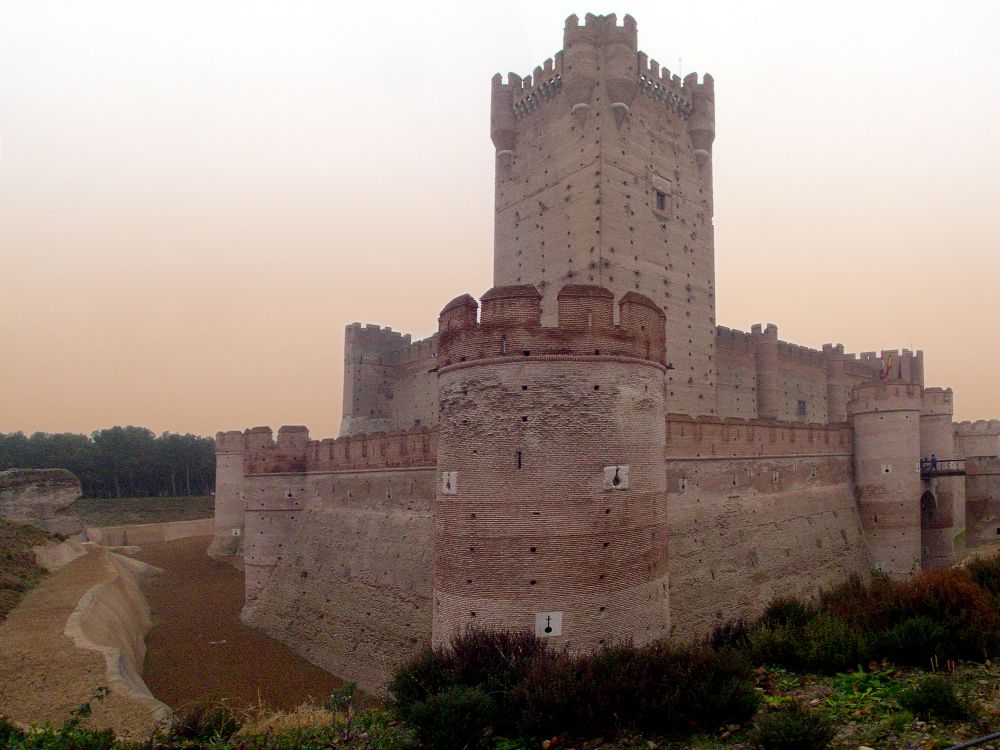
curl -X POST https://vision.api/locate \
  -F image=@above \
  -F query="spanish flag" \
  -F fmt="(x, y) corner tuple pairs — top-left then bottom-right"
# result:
(881, 353), (893, 381)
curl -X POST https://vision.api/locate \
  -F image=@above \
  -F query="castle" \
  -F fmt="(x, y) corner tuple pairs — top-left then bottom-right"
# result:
(212, 14), (1000, 693)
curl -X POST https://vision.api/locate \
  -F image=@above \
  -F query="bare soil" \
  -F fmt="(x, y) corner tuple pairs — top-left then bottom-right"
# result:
(133, 536), (342, 713)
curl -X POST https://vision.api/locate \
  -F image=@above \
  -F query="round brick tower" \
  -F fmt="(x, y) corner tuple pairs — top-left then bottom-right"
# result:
(432, 284), (669, 650)
(920, 388), (960, 569)
(849, 383), (923, 578)
(210, 430), (246, 559)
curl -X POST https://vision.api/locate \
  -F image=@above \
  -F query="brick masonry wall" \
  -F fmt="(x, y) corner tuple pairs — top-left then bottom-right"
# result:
(667, 454), (869, 638)
(240, 468), (435, 695)
(965, 457), (1000, 549)
(434, 357), (669, 651)
(492, 15), (717, 416)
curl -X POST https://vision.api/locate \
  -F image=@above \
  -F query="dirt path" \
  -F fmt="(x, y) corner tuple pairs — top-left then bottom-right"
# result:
(134, 536), (342, 712)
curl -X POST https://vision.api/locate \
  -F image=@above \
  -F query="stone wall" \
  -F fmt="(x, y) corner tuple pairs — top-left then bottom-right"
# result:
(240, 468), (435, 695)
(667, 454), (869, 639)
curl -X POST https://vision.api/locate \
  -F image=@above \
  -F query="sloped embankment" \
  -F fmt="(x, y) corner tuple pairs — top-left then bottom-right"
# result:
(0, 544), (170, 735)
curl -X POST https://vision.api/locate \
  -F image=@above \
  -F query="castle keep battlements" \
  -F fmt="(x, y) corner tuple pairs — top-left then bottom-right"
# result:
(437, 284), (666, 368)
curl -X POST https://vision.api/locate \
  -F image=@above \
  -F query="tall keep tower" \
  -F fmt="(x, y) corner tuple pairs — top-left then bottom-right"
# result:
(491, 13), (717, 415)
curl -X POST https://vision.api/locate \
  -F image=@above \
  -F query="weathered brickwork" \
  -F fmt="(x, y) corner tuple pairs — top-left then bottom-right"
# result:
(667, 455), (867, 639)
(240, 468), (435, 694)
(434, 287), (668, 650)
(213, 13), (1000, 694)
(491, 13), (715, 415)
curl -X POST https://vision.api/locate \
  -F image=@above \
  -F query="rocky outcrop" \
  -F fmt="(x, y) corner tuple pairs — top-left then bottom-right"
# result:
(0, 469), (84, 535)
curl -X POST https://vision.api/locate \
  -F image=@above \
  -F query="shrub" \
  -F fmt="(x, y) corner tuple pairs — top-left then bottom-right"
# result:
(898, 675), (969, 721)
(391, 628), (546, 729)
(888, 570), (1000, 661)
(760, 596), (814, 629)
(817, 573), (893, 631)
(708, 617), (752, 651)
(406, 685), (496, 750)
(800, 614), (868, 673)
(875, 616), (948, 665)
(648, 643), (760, 733)
(0, 716), (25, 746)
(168, 703), (243, 742)
(390, 646), (459, 721)
(750, 703), (836, 750)
(965, 553), (1000, 598)
(748, 623), (804, 670)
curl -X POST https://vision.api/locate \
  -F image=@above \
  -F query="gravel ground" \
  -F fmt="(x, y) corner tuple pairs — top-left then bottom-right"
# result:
(133, 536), (342, 713)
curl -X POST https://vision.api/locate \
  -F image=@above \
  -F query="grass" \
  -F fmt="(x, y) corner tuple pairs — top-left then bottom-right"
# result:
(0, 518), (53, 623)
(70, 496), (214, 527)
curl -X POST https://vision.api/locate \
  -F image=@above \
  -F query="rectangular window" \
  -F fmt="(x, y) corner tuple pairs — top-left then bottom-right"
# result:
(516, 451), (523, 470)
(655, 190), (667, 211)
(797, 400), (807, 417)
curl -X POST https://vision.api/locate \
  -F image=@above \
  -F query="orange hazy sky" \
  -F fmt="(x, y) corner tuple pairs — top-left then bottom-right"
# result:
(1, 1), (998, 438)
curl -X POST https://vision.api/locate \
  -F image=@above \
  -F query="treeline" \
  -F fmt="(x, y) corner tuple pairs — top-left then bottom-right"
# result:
(0, 427), (215, 499)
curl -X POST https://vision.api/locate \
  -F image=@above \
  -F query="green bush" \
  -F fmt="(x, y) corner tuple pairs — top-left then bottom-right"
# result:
(800, 614), (868, 673)
(760, 596), (814, 629)
(394, 629), (760, 742)
(391, 627), (544, 727)
(750, 703), (835, 750)
(708, 617), (752, 651)
(875, 615), (948, 665)
(964, 553), (1000, 598)
(406, 685), (496, 750)
(748, 622), (804, 670)
(899, 675), (969, 721)
(0, 717), (25, 746)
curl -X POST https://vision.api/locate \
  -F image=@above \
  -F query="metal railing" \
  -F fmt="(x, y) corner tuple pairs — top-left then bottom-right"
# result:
(920, 458), (965, 478)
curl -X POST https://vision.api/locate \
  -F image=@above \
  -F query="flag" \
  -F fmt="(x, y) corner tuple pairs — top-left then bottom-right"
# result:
(881, 354), (893, 381)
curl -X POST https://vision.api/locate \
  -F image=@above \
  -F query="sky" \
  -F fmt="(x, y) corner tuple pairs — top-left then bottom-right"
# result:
(1, 0), (998, 438)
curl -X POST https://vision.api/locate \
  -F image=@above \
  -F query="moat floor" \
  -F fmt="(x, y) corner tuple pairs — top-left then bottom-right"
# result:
(135, 536), (342, 712)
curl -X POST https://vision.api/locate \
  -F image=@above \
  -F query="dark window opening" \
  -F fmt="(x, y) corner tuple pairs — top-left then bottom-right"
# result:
(655, 190), (667, 211)
(797, 400), (807, 417)
(516, 451), (523, 469)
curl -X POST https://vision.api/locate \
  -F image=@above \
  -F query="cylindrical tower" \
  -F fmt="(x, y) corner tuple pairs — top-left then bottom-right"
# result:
(432, 284), (669, 650)
(241, 427), (307, 604)
(850, 383), (923, 578)
(823, 344), (850, 423)
(209, 430), (247, 558)
(920, 388), (960, 569)
(752, 323), (779, 420)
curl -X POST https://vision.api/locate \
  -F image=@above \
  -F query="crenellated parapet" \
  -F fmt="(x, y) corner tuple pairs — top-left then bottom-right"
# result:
(665, 415), (851, 459)
(436, 284), (666, 369)
(306, 426), (436, 471)
(955, 419), (1000, 458)
(490, 12), (712, 146)
(858, 349), (924, 386)
(244, 425), (437, 475)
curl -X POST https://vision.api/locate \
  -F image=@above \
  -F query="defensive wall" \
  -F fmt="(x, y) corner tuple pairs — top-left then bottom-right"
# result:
(714, 324), (920, 423)
(662, 415), (867, 638)
(957, 420), (1000, 549)
(232, 425), (436, 695)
